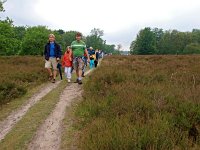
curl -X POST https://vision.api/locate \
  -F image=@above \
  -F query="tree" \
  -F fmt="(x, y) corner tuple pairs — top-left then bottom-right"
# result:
(86, 35), (104, 50)
(130, 41), (136, 54)
(56, 29), (65, 35)
(0, 20), (21, 55)
(86, 29), (105, 50)
(62, 31), (78, 48)
(157, 30), (191, 54)
(156, 31), (172, 54)
(183, 43), (200, 54)
(192, 29), (200, 43)
(152, 28), (164, 54)
(117, 44), (122, 51)
(21, 26), (50, 55)
(14, 26), (26, 40)
(103, 44), (115, 54)
(170, 30), (186, 54)
(132, 27), (156, 55)
(90, 28), (104, 37)
(130, 27), (200, 55)
(0, 0), (6, 12)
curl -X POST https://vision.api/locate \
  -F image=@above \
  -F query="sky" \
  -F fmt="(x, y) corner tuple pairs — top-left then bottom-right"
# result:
(1, 0), (200, 50)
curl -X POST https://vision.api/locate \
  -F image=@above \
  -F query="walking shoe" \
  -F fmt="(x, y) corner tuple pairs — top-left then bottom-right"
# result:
(67, 79), (71, 83)
(78, 80), (82, 85)
(52, 79), (55, 83)
(74, 79), (79, 83)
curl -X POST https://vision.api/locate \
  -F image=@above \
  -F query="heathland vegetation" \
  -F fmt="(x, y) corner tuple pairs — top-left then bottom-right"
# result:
(72, 55), (200, 149)
(1, 1), (200, 149)
(0, 56), (47, 106)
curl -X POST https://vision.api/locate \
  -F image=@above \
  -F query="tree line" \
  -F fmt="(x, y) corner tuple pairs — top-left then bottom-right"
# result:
(130, 27), (200, 55)
(0, 20), (119, 56)
(0, 1), (119, 56)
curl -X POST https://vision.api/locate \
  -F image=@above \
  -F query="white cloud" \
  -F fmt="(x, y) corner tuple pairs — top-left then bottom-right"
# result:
(1, 0), (200, 50)
(34, 0), (200, 31)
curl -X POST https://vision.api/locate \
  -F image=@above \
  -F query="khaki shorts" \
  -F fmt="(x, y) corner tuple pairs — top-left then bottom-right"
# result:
(73, 57), (83, 70)
(45, 57), (58, 70)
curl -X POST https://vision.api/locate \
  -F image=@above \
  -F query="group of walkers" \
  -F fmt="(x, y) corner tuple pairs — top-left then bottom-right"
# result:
(44, 32), (102, 85)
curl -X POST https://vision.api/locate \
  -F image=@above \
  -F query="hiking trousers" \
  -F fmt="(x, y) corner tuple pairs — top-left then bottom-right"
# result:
(64, 67), (72, 79)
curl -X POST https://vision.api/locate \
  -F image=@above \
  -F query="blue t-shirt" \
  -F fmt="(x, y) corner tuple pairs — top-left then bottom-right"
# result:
(50, 43), (55, 57)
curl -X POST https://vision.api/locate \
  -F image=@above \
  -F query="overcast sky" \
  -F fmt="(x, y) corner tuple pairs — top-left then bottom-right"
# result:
(1, 0), (200, 50)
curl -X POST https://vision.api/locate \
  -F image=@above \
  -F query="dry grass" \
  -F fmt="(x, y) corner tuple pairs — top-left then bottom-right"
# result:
(73, 55), (200, 150)
(0, 56), (48, 106)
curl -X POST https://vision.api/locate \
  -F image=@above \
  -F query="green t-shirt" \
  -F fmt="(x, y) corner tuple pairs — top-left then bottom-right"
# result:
(71, 40), (86, 57)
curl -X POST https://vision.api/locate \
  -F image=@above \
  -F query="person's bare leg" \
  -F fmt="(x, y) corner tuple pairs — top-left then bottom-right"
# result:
(53, 70), (57, 79)
(78, 70), (82, 79)
(76, 70), (79, 77)
(76, 69), (83, 84)
(47, 68), (53, 75)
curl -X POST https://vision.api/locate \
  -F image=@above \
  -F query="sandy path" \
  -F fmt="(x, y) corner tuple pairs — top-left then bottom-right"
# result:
(28, 69), (92, 150)
(0, 81), (61, 141)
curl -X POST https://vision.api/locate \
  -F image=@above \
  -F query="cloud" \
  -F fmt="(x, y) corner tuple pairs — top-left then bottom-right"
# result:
(0, 0), (49, 26)
(1, 0), (200, 50)
(104, 2), (200, 50)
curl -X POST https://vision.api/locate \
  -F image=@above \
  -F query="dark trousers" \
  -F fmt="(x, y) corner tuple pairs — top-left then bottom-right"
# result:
(94, 60), (98, 68)
(82, 57), (87, 75)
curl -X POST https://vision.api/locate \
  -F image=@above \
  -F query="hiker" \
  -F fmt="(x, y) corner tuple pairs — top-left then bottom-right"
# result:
(71, 32), (90, 84)
(94, 49), (99, 68)
(88, 47), (96, 69)
(62, 46), (73, 83)
(82, 51), (88, 77)
(99, 50), (104, 59)
(44, 34), (62, 83)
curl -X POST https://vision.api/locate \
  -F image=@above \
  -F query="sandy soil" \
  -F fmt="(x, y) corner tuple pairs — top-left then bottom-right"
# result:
(28, 69), (92, 150)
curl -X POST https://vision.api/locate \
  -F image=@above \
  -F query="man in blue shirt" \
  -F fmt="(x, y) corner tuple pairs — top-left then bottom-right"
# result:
(50, 42), (55, 57)
(44, 34), (61, 83)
